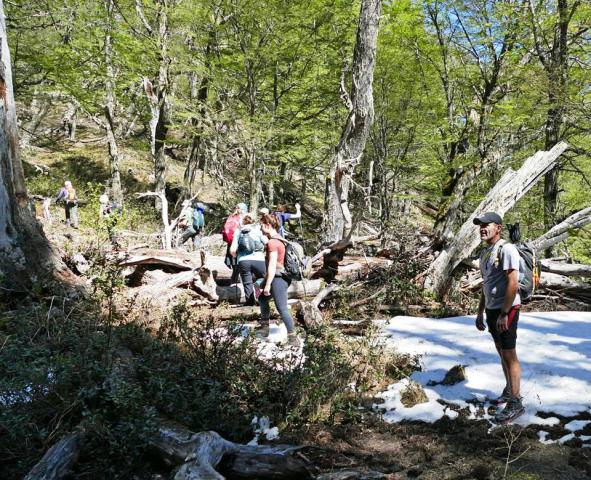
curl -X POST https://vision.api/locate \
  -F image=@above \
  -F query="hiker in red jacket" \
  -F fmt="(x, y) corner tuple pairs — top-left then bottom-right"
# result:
(222, 202), (247, 283)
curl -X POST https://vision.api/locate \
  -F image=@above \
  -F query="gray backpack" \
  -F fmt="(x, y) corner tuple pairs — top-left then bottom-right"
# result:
(237, 227), (264, 255)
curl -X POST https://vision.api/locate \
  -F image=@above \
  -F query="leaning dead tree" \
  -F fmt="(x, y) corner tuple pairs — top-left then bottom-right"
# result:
(531, 206), (591, 253)
(0, 2), (67, 286)
(423, 141), (569, 298)
(322, 0), (381, 243)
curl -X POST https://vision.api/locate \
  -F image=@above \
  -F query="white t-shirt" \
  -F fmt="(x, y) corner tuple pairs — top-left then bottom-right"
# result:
(479, 240), (521, 310)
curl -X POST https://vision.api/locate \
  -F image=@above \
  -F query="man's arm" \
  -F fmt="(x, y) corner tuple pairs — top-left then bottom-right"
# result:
(475, 291), (486, 331)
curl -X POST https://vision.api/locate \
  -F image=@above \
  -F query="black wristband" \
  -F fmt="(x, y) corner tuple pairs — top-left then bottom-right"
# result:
(501, 310), (509, 316)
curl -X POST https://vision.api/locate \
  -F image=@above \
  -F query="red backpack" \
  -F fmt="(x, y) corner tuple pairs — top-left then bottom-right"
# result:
(222, 214), (241, 244)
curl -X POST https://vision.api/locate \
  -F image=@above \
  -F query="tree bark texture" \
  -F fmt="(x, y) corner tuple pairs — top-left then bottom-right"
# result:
(531, 206), (591, 253)
(23, 432), (84, 480)
(0, 2), (66, 285)
(104, 0), (123, 206)
(141, 0), (171, 211)
(528, 0), (573, 242)
(152, 421), (310, 480)
(423, 141), (569, 298)
(322, 0), (381, 243)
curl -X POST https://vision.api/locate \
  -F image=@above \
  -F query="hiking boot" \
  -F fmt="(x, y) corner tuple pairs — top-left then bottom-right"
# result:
(286, 332), (302, 348)
(491, 386), (512, 405)
(494, 396), (525, 424)
(253, 322), (269, 340)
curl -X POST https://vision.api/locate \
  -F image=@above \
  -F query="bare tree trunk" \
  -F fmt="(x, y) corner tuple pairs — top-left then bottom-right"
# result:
(528, 0), (574, 254)
(247, 148), (260, 214)
(0, 1), (66, 285)
(141, 0), (170, 211)
(423, 142), (568, 298)
(104, 0), (123, 206)
(20, 89), (50, 147)
(322, 0), (381, 243)
(62, 103), (77, 141)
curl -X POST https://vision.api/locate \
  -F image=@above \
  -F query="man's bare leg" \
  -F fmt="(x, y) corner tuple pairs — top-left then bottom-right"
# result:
(500, 348), (521, 397)
(495, 342), (510, 392)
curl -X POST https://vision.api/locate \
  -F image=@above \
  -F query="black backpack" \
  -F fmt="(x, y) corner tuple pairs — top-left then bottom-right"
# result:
(278, 239), (307, 281)
(500, 223), (542, 301)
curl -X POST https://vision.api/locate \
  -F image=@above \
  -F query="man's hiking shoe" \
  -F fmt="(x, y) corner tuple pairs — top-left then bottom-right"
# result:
(286, 332), (302, 348)
(494, 396), (525, 424)
(491, 386), (512, 405)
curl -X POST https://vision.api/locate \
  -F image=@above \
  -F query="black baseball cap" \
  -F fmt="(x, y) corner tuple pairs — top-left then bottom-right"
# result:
(473, 212), (503, 225)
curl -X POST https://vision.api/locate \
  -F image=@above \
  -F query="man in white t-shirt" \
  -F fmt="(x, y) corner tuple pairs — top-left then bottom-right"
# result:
(474, 212), (525, 424)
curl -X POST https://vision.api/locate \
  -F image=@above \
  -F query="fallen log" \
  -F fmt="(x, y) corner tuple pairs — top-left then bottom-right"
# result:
(531, 206), (591, 253)
(24, 431), (84, 480)
(294, 283), (341, 329)
(217, 279), (322, 303)
(120, 249), (197, 270)
(541, 260), (591, 277)
(153, 420), (311, 480)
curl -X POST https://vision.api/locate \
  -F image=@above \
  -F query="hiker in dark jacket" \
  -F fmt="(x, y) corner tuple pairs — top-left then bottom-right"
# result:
(230, 213), (267, 306)
(55, 180), (78, 228)
(273, 203), (301, 237)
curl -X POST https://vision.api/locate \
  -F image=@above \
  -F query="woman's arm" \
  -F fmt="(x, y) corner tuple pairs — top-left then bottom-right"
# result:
(290, 202), (301, 220)
(230, 232), (239, 257)
(264, 250), (278, 295)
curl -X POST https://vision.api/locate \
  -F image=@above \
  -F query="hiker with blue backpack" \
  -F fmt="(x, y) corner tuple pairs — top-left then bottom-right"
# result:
(179, 200), (206, 248)
(230, 213), (267, 306)
(474, 211), (537, 424)
(255, 213), (302, 347)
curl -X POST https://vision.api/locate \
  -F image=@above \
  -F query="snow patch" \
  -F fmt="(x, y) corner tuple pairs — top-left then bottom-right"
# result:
(377, 312), (591, 443)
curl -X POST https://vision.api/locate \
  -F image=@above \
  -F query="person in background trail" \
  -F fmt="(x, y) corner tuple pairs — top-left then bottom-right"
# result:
(179, 200), (206, 249)
(230, 213), (267, 306)
(474, 212), (524, 424)
(256, 213), (301, 347)
(99, 194), (122, 219)
(222, 203), (248, 283)
(55, 180), (78, 228)
(273, 203), (301, 237)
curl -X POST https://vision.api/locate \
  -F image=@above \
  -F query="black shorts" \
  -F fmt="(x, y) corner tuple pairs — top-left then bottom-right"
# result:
(486, 306), (520, 350)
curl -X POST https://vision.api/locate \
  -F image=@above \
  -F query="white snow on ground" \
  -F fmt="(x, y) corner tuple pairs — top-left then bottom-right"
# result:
(377, 312), (591, 445)
(248, 416), (280, 445)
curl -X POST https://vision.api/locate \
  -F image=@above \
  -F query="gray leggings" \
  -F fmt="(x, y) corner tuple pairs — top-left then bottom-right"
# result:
(259, 275), (294, 333)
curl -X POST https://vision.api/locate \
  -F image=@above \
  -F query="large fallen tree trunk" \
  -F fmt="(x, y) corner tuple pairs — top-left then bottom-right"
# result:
(24, 431), (84, 480)
(541, 260), (591, 277)
(423, 141), (569, 298)
(217, 279), (322, 303)
(122, 248), (388, 286)
(153, 421), (311, 480)
(531, 206), (591, 253)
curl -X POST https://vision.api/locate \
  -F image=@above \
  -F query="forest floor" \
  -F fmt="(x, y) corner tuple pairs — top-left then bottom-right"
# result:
(16, 141), (591, 480)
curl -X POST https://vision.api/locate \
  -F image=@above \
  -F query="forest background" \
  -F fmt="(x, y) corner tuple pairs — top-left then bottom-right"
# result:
(8, 0), (591, 258)
(1, 0), (591, 479)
